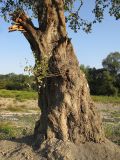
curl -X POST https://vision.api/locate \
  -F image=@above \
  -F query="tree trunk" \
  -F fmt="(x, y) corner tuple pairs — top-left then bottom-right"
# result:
(32, 0), (104, 146)
(20, 0), (104, 146)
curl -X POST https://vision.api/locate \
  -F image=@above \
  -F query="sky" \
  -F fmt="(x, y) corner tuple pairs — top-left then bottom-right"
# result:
(0, 1), (120, 74)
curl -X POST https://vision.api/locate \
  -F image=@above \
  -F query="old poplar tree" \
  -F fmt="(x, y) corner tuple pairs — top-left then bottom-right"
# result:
(0, 0), (120, 146)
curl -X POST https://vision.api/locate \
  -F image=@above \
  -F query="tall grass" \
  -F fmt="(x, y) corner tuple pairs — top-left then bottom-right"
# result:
(0, 89), (38, 100)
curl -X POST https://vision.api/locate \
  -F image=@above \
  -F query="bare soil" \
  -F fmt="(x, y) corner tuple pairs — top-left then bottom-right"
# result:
(0, 138), (120, 160)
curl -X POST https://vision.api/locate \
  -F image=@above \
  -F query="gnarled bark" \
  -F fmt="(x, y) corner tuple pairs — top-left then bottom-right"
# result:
(9, 0), (104, 147)
(33, 0), (104, 146)
(34, 39), (104, 146)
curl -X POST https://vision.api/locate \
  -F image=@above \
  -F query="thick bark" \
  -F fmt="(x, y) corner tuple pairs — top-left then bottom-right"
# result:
(34, 40), (104, 145)
(11, 0), (104, 146)
(33, 0), (104, 146)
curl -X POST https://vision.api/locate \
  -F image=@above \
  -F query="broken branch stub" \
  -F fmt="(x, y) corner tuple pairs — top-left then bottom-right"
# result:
(8, 11), (28, 32)
(8, 24), (26, 32)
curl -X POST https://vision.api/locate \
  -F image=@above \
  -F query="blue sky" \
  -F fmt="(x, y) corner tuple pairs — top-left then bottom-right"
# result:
(0, 1), (120, 74)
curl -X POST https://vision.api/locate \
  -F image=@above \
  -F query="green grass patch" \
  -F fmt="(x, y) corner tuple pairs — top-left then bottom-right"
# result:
(0, 89), (38, 100)
(0, 114), (40, 140)
(104, 123), (120, 145)
(92, 95), (120, 104)
(111, 111), (120, 118)
(0, 120), (35, 140)
(0, 122), (18, 139)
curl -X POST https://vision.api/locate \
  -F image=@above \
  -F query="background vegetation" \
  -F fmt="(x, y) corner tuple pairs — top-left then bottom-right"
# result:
(80, 52), (120, 96)
(0, 73), (37, 91)
(0, 52), (120, 97)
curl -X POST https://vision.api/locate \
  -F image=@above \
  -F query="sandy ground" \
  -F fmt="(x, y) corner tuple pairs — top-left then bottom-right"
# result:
(0, 138), (120, 160)
(0, 138), (40, 160)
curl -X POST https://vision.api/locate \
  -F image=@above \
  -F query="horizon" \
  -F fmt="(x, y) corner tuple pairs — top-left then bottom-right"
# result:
(0, 1), (120, 74)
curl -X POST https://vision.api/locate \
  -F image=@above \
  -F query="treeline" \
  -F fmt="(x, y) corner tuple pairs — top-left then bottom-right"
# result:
(80, 52), (120, 96)
(0, 73), (37, 91)
(0, 52), (120, 96)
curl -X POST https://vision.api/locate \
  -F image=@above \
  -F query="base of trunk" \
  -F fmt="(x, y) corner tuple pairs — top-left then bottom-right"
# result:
(0, 138), (120, 160)
(33, 34), (104, 147)
(38, 138), (120, 160)
(34, 69), (104, 147)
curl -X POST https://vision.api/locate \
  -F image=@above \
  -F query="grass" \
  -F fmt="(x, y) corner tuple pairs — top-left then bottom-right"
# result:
(0, 89), (38, 100)
(6, 104), (27, 112)
(0, 113), (39, 140)
(92, 95), (120, 104)
(111, 111), (120, 118)
(104, 123), (120, 145)
(0, 122), (18, 139)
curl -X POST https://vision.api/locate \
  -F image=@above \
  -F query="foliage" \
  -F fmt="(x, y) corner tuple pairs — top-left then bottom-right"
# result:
(102, 52), (120, 75)
(87, 68), (118, 96)
(24, 55), (49, 85)
(0, 0), (120, 33)
(115, 73), (120, 93)
(0, 73), (37, 91)
(80, 52), (120, 96)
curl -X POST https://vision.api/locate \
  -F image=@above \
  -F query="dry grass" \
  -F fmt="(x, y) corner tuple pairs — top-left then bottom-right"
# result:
(0, 97), (40, 113)
(0, 97), (40, 139)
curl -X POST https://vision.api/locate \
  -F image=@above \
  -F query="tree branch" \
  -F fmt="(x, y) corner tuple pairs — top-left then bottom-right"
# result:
(9, 10), (42, 57)
(9, 10), (38, 39)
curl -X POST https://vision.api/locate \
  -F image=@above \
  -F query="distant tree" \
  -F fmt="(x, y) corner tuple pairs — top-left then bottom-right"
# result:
(102, 52), (120, 75)
(85, 68), (118, 96)
(0, 74), (7, 89)
(6, 81), (24, 90)
(0, 73), (37, 91)
(0, 81), (6, 89)
(115, 73), (120, 94)
(98, 70), (118, 96)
